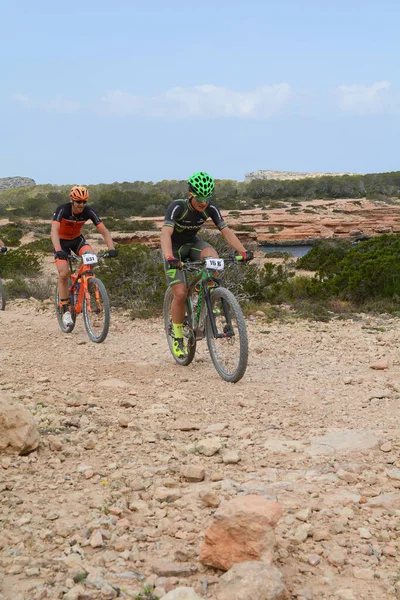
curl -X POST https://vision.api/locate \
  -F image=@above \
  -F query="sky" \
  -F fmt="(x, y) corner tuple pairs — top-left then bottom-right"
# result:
(1, 0), (400, 185)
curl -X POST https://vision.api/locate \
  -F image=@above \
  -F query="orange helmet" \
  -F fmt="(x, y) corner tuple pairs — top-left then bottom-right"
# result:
(70, 185), (89, 201)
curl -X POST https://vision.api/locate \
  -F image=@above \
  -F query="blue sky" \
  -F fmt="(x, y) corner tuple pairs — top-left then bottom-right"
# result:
(1, 0), (399, 185)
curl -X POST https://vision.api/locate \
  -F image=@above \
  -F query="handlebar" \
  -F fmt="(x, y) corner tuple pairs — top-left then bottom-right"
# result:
(179, 255), (246, 272)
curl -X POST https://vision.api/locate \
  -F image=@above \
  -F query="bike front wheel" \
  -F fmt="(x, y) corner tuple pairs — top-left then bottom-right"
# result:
(55, 279), (76, 333)
(205, 287), (248, 383)
(0, 278), (5, 311)
(163, 287), (196, 366)
(83, 277), (110, 343)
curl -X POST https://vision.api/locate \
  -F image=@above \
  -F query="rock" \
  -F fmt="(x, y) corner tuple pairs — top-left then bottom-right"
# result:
(200, 494), (282, 570)
(0, 395), (39, 455)
(152, 561), (195, 577)
(334, 591), (356, 600)
(369, 360), (389, 370)
(161, 588), (204, 600)
(307, 430), (378, 456)
(380, 442), (392, 452)
(213, 561), (287, 600)
(0, 176), (35, 190)
(180, 465), (205, 482)
(222, 450), (241, 464)
(195, 437), (222, 456)
(199, 491), (221, 508)
(90, 530), (103, 548)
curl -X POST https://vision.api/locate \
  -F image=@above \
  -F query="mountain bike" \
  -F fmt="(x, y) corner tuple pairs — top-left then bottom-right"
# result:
(55, 252), (111, 343)
(0, 277), (5, 311)
(163, 256), (249, 383)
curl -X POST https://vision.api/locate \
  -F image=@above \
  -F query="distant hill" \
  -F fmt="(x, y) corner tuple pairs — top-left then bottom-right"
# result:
(245, 170), (355, 182)
(0, 176), (36, 191)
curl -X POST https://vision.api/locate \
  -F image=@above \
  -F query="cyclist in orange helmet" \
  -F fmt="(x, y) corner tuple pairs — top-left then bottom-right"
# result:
(51, 185), (118, 327)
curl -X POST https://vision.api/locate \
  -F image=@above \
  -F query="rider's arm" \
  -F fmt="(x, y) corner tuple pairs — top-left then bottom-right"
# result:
(97, 223), (115, 250)
(51, 221), (62, 252)
(161, 225), (174, 258)
(220, 226), (246, 253)
(0, 238), (4, 248)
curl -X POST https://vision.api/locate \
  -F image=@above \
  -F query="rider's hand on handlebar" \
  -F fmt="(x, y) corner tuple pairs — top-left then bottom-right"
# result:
(106, 249), (118, 258)
(238, 250), (254, 262)
(0, 246), (7, 254)
(55, 250), (69, 261)
(166, 255), (181, 269)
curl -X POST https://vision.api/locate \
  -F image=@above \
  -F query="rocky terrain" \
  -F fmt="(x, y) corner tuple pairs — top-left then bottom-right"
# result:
(112, 198), (400, 247)
(0, 177), (36, 191)
(0, 294), (399, 599)
(244, 171), (355, 182)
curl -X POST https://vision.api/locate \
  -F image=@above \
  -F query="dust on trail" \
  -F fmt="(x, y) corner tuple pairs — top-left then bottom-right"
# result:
(1, 299), (400, 599)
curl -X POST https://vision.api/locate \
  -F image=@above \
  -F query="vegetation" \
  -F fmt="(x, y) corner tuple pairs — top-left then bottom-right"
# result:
(2, 170), (400, 219)
(0, 247), (42, 278)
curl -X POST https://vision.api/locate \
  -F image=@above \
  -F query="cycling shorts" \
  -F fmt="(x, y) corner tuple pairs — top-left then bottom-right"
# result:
(163, 238), (213, 287)
(54, 235), (93, 263)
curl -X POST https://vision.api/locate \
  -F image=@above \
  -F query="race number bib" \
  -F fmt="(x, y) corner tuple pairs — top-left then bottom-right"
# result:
(205, 257), (224, 271)
(82, 253), (98, 265)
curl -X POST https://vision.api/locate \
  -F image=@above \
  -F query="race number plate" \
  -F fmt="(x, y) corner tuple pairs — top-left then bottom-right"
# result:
(82, 253), (98, 265)
(205, 257), (224, 271)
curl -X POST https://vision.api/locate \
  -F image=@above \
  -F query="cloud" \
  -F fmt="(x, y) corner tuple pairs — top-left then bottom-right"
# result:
(336, 81), (392, 115)
(44, 95), (81, 114)
(97, 83), (292, 119)
(10, 93), (33, 107)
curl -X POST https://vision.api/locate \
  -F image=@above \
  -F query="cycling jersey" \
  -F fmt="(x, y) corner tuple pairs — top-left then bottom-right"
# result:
(163, 198), (227, 245)
(52, 203), (102, 241)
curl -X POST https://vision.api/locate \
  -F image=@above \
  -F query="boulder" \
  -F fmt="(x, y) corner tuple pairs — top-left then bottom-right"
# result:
(0, 395), (39, 455)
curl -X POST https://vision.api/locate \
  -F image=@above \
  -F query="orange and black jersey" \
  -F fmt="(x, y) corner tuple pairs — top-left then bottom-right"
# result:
(52, 203), (102, 241)
(163, 198), (227, 245)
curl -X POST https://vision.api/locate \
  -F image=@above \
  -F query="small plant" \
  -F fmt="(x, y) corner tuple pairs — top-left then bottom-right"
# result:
(134, 585), (159, 600)
(73, 572), (88, 584)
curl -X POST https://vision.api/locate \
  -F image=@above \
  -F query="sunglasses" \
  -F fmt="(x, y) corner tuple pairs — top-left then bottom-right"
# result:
(191, 194), (211, 203)
(73, 200), (87, 205)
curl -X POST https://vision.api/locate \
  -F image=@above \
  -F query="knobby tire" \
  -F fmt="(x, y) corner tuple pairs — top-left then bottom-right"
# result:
(83, 277), (110, 343)
(205, 286), (248, 383)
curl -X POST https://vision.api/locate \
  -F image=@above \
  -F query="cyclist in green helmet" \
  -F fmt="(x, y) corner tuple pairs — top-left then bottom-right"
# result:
(161, 171), (253, 359)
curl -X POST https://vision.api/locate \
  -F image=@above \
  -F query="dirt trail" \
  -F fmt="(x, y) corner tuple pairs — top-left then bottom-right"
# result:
(0, 300), (399, 599)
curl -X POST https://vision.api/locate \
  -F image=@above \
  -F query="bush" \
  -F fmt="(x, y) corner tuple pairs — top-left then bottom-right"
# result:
(231, 224), (256, 232)
(0, 247), (42, 278)
(0, 222), (25, 247)
(23, 238), (54, 254)
(296, 239), (352, 275)
(102, 218), (157, 232)
(4, 276), (53, 300)
(95, 244), (165, 317)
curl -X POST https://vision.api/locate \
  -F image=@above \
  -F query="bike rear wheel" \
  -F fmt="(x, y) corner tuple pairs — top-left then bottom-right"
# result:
(55, 279), (76, 333)
(83, 277), (110, 343)
(0, 278), (5, 311)
(163, 287), (196, 366)
(205, 287), (248, 383)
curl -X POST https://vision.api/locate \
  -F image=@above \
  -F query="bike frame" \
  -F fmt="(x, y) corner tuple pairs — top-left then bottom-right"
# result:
(67, 255), (101, 315)
(182, 259), (235, 339)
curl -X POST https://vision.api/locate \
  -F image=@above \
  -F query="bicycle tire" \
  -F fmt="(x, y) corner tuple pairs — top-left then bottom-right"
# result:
(55, 279), (76, 333)
(205, 286), (248, 383)
(83, 277), (110, 343)
(163, 286), (196, 366)
(0, 278), (5, 311)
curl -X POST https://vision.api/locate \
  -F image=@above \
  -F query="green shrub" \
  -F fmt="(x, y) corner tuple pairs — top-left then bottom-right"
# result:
(102, 218), (157, 232)
(0, 223), (25, 247)
(231, 224), (256, 232)
(296, 239), (352, 274)
(23, 238), (54, 254)
(4, 276), (53, 300)
(0, 248), (42, 278)
(95, 244), (165, 317)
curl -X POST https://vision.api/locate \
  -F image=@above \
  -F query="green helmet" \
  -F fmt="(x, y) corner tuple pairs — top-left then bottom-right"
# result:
(188, 172), (214, 198)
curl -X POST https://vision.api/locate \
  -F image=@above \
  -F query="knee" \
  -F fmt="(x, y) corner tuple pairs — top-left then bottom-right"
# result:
(58, 269), (69, 281)
(172, 286), (187, 303)
(201, 248), (218, 259)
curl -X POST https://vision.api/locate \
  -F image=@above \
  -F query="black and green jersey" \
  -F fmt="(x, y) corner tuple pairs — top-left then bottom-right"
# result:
(163, 198), (227, 245)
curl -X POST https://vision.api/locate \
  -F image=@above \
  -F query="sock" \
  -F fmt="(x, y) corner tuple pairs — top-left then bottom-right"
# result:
(173, 323), (183, 339)
(60, 298), (70, 312)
